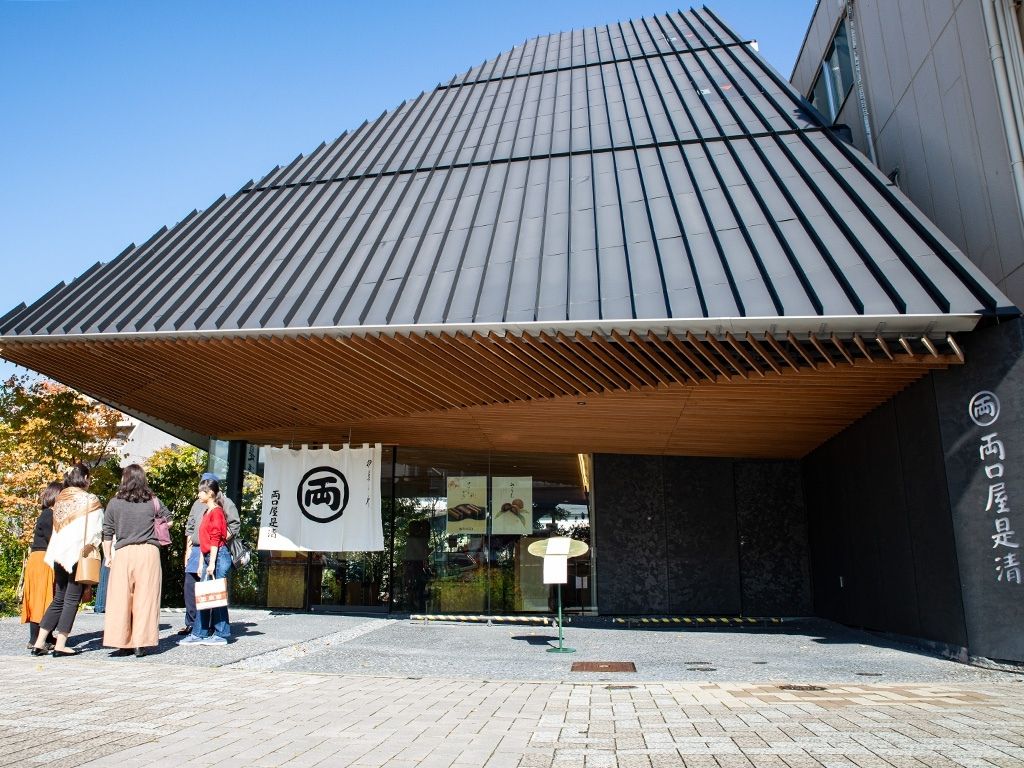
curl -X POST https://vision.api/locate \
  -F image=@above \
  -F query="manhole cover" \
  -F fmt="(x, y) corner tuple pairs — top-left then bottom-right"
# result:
(687, 667), (716, 672)
(572, 661), (636, 672)
(778, 684), (827, 691)
(856, 672), (883, 677)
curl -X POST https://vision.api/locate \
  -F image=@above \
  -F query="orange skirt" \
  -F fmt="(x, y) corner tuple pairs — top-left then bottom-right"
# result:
(20, 550), (54, 624)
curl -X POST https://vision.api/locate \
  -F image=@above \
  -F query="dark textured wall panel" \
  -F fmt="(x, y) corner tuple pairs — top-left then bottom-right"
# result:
(803, 375), (969, 651)
(594, 453), (809, 616)
(593, 454), (668, 614)
(663, 457), (740, 614)
(735, 461), (811, 616)
(933, 319), (1024, 662)
(894, 381), (968, 647)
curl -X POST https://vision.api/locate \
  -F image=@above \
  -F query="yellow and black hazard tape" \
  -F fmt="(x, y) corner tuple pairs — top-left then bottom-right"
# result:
(612, 616), (783, 628)
(410, 614), (569, 625)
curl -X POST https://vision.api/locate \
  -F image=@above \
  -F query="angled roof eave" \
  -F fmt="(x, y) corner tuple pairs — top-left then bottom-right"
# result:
(0, 313), (990, 348)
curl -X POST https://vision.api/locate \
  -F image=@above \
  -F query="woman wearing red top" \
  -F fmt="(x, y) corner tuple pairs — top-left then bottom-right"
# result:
(179, 477), (232, 645)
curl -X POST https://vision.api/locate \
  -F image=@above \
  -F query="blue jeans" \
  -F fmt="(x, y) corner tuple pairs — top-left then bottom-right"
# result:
(93, 561), (110, 613)
(187, 548), (232, 639)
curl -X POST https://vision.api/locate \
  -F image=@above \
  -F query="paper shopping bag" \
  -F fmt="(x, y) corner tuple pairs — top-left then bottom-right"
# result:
(195, 576), (229, 609)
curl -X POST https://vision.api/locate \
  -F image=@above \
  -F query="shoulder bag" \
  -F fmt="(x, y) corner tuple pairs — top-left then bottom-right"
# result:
(228, 535), (251, 568)
(152, 496), (171, 546)
(76, 514), (101, 586)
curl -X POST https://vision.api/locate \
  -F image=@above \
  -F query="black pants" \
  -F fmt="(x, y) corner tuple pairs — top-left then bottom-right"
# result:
(28, 622), (55, 646)
(184, 569), (198, 629)
(40, 563), (85, 636)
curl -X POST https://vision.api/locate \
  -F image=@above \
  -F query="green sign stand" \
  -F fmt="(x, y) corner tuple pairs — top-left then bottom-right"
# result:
(528, 537), (588, 655)
(547, 583), (574, 654)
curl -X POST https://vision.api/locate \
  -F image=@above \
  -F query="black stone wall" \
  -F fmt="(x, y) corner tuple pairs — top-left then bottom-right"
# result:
(593, 455), (811, 616)
(802, 319), (1024, 663)
(802, 379), (968, 649)
(932, 319), (1024, 662)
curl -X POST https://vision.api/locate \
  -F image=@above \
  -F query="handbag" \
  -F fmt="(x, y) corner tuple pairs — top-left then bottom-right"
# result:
(76, 513), (101, 586)
(228, 536), (251, 568)
(195, 571), (229, 610)
(152, 496), (171, 546)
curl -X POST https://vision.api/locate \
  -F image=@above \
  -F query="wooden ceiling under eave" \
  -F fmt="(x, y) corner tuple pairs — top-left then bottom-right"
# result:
(0, 328), (962, 458)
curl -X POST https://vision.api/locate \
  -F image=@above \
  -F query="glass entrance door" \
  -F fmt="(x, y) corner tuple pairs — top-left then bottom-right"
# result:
(315, 551), (387, 612)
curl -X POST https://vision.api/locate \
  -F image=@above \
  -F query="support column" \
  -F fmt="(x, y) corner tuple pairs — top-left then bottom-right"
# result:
(225, 440), (247, 507)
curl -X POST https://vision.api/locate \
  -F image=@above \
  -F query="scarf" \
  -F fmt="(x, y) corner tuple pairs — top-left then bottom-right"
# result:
(45, 487), (103, 571)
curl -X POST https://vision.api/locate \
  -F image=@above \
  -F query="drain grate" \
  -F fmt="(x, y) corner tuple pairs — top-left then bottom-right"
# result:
(571, 661), (636, 672)
(687, 666), (716, 672)
(778, 684), (827, 691)
(605, 684), (637, 690)
(856, 672), (883, 677)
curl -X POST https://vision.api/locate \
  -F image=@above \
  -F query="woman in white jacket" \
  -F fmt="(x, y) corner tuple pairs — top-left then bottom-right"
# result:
(30, 463), (103, 657)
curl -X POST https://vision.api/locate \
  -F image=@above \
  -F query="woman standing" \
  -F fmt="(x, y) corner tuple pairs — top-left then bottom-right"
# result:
(21, 481), (62, 651)
(31, 463), (103, 657)
(102, 464), (169, 658)
(179, 477), (232, 645)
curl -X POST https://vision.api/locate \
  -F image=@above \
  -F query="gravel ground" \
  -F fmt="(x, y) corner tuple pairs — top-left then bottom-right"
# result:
(2, 608), (1021, 685)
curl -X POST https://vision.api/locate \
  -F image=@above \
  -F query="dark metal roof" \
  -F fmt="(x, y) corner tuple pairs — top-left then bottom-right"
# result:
(1, 7), (1014, 341)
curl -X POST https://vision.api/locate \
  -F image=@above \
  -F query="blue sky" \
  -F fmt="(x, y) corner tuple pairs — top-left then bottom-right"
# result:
(0, 0), (815, 379)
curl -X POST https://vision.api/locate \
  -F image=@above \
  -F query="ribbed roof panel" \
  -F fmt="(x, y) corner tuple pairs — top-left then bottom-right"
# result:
(0, 7), (1013, 340)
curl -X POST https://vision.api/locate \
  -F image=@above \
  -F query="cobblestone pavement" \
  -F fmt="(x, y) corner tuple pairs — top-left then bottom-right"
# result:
(2, 610), (1023, 767)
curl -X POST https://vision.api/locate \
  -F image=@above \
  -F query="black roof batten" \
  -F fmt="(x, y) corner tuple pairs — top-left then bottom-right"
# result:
(410, 48), (518, 326)
(262, 114), (407, 329)
(111, 195), (233, 333)
(0, 7), (1014, 346)
(293, 92), (436, 327)
(679, 13), (938, 313)
(670, 12), (910, 315)
(361, 58), (502, 326)
(434, 38), (756, 91)
(436, 50), (527, 324)
(207, 143), (346, 330)
(326, 79), (464, 326)
(699, 5), (1000, 313)
(469, 31), (546, 325)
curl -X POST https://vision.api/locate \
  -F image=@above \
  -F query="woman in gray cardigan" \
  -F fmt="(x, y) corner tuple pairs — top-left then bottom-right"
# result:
(101, 464), (169, 657)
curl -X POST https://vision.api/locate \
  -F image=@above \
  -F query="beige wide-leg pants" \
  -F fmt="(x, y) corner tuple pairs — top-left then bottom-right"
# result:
(102, 543), (162, 649)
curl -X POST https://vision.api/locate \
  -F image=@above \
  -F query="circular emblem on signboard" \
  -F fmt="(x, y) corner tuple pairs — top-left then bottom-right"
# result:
(968, 390), (1000, 427)
(297, 466), (349, 523)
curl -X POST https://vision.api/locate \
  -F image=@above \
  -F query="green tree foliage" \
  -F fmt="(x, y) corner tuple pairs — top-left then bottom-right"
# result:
(143, 444), (208, 606)
(0, 376), (120, 615)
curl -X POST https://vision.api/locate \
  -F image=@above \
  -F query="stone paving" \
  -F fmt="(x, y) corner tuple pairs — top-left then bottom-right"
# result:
(2, 610), (1023, 767)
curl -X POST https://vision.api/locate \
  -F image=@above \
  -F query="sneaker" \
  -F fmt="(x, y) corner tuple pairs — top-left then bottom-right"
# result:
(178, 634), (205, 645)
(197, 635), (228, 646)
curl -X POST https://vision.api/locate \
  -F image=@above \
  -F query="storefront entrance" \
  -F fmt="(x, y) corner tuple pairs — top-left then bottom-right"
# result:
(262, 447), (594, 614)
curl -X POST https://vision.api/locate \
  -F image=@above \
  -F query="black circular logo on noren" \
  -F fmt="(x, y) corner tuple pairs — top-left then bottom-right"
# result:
(297, 466), (349, 524)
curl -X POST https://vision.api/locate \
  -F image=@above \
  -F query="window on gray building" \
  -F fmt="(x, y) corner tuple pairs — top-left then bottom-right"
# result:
(809, 19), (854, 124)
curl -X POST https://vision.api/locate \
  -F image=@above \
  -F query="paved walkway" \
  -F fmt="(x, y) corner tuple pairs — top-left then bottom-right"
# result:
(2, 610), (1023, 767)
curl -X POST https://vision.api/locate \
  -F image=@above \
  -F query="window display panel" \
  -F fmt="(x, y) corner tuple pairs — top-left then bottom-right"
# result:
(391, 449), (593, 614)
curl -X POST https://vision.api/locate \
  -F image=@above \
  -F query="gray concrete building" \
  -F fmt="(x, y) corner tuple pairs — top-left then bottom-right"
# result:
(793, 0), (1024, 307)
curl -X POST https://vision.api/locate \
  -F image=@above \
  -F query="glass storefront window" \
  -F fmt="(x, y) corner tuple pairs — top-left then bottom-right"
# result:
(251, 445), (594, 614)
(391, 449), (594, 615)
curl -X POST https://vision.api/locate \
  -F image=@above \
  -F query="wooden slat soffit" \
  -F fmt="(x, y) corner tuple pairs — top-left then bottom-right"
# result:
(0, 330), (962, 458)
